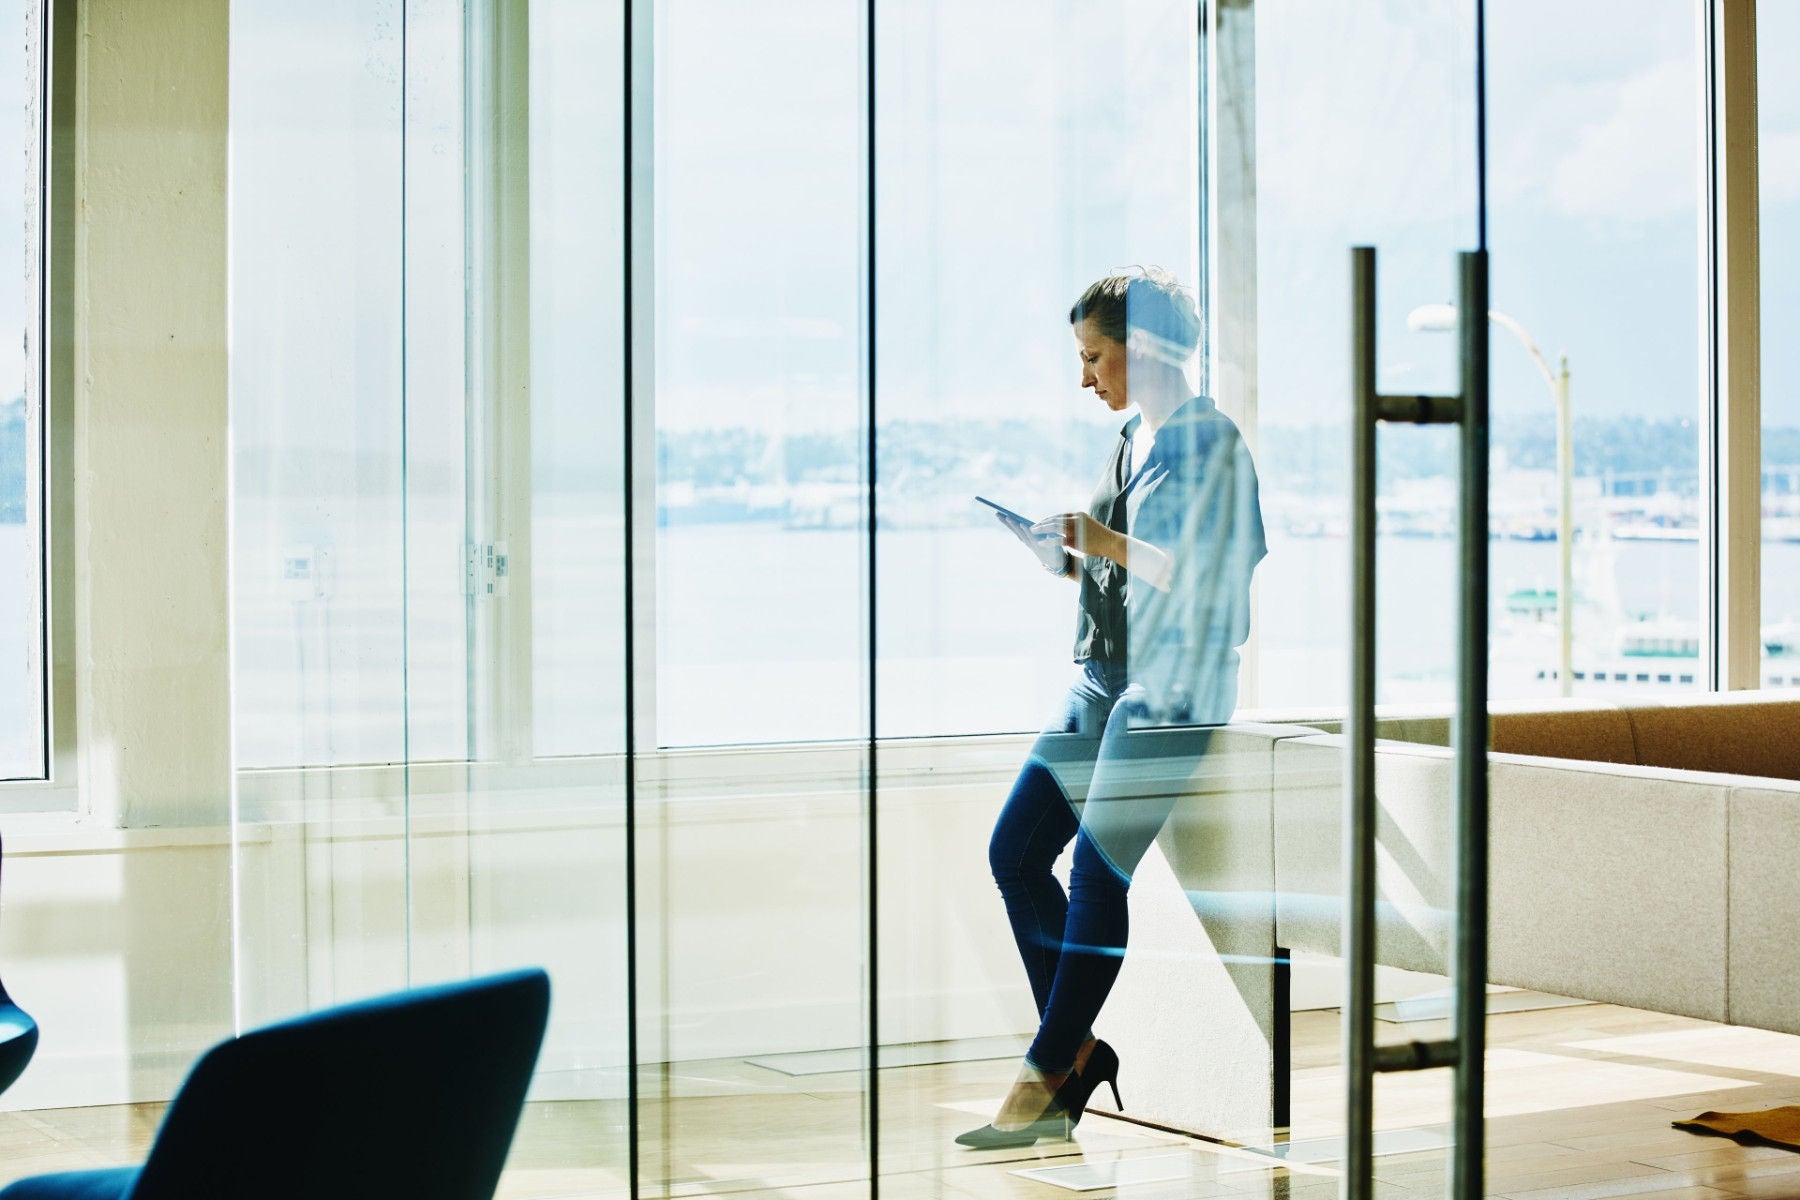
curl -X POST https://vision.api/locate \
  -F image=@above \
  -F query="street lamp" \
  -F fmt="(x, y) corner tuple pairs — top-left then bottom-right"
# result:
(1408, 304), (1574, 697)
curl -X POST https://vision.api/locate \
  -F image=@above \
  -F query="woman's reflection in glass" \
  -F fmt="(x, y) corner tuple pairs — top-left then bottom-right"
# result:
(960, 267), (1267, 1149)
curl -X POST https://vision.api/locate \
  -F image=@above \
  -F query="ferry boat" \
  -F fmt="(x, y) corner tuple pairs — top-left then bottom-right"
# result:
(1504, 604), (1800, 691)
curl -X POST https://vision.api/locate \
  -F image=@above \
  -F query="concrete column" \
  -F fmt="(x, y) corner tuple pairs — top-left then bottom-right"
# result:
(72, 0), (231, 829)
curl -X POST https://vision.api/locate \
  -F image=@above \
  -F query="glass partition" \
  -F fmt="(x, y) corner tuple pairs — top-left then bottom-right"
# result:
(1245, 1), (1479, 1191)
(230, 0), (415, 1034)
(230, 1), (634, 1194)
(453, 7), (632, 1192)
(228, 1), (1491, 1197)
(875, 0), (1488, 1193)
(638, 2), (873, 1194)
(872, 0), (1234, 1192)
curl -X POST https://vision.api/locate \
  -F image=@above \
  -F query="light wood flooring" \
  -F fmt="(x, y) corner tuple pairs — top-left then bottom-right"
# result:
(6, 1002), (1800, 1198)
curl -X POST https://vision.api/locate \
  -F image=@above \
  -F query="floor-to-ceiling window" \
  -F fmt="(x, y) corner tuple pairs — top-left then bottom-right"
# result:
(1487, 1), (1704, 699)
(0, 0), (43, 785)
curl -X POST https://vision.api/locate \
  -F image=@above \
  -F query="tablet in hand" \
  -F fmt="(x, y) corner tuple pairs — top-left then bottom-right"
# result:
(976, 496), (1067, 571)
(974, 495), (1036, 529)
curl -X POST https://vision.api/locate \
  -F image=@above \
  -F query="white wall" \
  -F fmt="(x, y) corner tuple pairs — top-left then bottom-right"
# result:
(2, 743), (1039, 1110)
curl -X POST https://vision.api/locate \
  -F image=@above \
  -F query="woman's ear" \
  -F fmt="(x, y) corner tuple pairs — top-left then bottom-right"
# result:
(1125, 328), (1153, 359)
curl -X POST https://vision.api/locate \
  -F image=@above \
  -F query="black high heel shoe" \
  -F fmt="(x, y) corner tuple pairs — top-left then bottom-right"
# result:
(1056, 1040), (1123, 1128)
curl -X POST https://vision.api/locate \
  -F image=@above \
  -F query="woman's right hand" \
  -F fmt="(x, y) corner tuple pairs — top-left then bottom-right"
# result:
(1032, 512), (1125, 566)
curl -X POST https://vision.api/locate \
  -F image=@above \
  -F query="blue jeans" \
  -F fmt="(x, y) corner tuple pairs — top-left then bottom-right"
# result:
(989, 662), (1221, 1073)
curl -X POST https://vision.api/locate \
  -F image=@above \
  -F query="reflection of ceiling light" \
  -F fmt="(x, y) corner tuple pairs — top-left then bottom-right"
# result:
(1406, 303), (1458, 333)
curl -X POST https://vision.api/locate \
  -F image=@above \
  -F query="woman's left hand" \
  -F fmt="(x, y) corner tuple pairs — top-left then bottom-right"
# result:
(1032, 513), (1124, 565)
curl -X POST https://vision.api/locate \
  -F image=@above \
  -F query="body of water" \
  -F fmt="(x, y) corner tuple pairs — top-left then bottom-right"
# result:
(6, 518), (1795, 775)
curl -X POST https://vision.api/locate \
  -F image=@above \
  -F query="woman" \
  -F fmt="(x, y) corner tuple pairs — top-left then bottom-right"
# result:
(959, 268), (1266, 1149)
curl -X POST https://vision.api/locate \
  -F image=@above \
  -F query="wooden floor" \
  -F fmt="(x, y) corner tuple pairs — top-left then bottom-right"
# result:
(6, 1002), (1800, 1198)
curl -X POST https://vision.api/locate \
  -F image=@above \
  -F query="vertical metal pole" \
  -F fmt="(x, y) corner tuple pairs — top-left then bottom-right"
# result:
(623, 0), (673, 1179)
(45, 0), (77, 794)
(622, 0), (639, 1186)
(1452, 250), (1490, 1200)
(1343, 246), (1378, 1200)
(863, 0), (881, 1193)
(1556, 360), (1572, 696)
(1273, 945), (1292, 1134)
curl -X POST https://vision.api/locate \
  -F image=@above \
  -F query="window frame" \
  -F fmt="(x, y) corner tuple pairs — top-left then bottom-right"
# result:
(0, 0), (73, 810)
(1702, 0), (1762, 691)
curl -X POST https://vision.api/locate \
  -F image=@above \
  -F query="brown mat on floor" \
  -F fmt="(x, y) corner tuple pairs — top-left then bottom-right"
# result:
(1674, 1106), (1800, 1151)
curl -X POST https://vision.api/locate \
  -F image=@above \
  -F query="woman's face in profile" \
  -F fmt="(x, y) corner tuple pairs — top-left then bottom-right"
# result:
(1073, 319), (1130, 413)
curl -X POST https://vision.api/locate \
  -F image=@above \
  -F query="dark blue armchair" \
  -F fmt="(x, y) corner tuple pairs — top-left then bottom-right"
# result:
(0, 968), (550, 1200)
(0, 830), (39, 1097)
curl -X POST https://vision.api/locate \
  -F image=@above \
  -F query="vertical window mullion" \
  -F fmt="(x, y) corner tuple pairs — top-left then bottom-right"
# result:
(461, 0), (535, 764)
(1701, 0), (1761, 692)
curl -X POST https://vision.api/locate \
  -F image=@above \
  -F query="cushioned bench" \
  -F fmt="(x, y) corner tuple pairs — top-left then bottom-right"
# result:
(1104, 693), (1800, 1143)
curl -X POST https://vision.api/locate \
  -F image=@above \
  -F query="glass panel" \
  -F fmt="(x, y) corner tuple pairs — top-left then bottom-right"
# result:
(1244, 0), (1478, 1191)
(1763, 1), (1800, 688)
(1255, 8), (1475, 713)
(230, 0), (415, 1034)
(397, 0), (468, 1004)
(234, 1), (634, 1194)
(1486, 1), (1703, 701)
(651, 0), (867, 749)
(875, 0), (1476, 1195)
(231, 0), (420, 776)
(453, 0), (632, 1193)
(1, 0), (42, 782)
(873, 0), (1226, 1188)
(400, 0), (473, 772)
(874, 0), (1204, 740)
(636, 1), (872, 1195)
(530, 4), (628, 761)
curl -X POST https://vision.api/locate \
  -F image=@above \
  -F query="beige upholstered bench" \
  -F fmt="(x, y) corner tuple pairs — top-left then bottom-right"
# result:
(1394, 693), (1800, 1035)
(1106, 693), (1800, 1142)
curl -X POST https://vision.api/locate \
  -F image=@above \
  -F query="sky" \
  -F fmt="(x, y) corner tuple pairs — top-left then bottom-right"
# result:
(218, 0), (1800, 461)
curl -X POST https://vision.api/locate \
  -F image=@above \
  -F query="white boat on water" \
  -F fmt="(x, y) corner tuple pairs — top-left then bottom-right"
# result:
(1491, 509), (1800, 693)
(1497, 606), (1800, 692)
